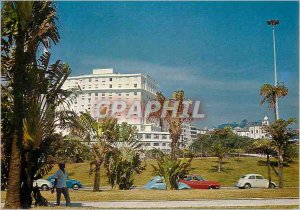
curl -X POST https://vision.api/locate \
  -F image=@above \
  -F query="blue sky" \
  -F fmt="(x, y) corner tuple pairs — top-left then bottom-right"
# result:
(51, 1), (299, 128)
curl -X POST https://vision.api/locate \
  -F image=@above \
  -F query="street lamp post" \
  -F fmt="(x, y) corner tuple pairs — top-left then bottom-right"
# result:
(267, 19), (280, 120)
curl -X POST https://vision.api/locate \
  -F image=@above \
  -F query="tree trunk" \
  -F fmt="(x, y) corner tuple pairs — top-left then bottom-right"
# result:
(21, 152), (33, 208)
(5, 24), (26, 209)
(93, 164), (100, 191)
(278, 147), (284, 188)
(4, 135), (22, 209)
(266, 152), (272, 188)
(218, 157), (222, 173)
(171, 137), (178, 160)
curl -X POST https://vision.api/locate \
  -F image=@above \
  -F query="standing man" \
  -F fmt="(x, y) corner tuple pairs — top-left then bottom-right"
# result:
(51, 163), (71, 206)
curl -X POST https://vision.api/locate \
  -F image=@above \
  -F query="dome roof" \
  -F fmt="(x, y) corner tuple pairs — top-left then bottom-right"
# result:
(264, 116), (268, 121)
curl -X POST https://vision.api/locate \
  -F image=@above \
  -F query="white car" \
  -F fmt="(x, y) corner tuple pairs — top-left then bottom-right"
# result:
(33, 179), (53, 191)
(236, 174), (276, 189)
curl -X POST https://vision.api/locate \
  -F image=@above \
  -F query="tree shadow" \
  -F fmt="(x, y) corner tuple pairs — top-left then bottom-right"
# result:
(211, 161), (229, 165)
(48, 202), (83, 207)
(257, 160), (290, 167)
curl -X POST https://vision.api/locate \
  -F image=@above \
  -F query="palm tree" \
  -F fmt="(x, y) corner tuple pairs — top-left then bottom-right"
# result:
(260, 83), (288, 120)
(210, 127), (233, 173)
(264, 118), (297, 188)
(149, 91), (191, 159)
(252, 139), (275, 188)
(105, 122), (145, 190)
(2, 2), (69, 208)
(152, 149), (193, 190)
(75, 112), (119, 191)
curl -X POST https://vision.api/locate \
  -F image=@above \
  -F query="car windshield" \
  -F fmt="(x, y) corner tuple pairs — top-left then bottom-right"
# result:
(195, 176), (205, 181)
(240, 175), (246, 178)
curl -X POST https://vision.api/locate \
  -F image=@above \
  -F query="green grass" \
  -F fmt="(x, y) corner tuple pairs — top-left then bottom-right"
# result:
(44, 157), (299, 188)
(1, 188), (299, 203)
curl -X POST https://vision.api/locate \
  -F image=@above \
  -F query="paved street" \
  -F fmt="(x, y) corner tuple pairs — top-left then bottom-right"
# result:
(48, 198), (299, 208)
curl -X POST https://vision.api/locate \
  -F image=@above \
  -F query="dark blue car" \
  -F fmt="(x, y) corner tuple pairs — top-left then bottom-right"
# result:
(47, 175), (83, 190)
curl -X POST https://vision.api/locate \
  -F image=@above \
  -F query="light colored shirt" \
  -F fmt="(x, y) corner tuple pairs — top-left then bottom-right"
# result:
(54, 169), (68, 188)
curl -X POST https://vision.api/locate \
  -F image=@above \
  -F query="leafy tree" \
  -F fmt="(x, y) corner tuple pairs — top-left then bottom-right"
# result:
(75, 112), (119, 191)
(1, 2), (76, 208)
(210, 127), (233, 173)
(152, 149), (193, 190)
(252, 139), (276, 188)
(105, 123), (145, 190)
(189, 134), (210, 158)
(149, 91), (191, 159)
(264, 118), (297, 188)
(55, 135), (92, 163)
(260, 83), (288, 120)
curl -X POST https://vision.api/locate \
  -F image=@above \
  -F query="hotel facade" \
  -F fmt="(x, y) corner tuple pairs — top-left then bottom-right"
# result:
(62, 68), (186, 152)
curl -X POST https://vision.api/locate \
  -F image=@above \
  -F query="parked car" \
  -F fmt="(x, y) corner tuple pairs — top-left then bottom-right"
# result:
(235, 174), (276, 189)
(179, 175), (221, 189)
(144, 176), (191, 190)
(47, 175), (83, 190)
(33, 179), (53, 191)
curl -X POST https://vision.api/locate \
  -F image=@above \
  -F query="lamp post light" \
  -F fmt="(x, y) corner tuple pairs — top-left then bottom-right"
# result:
(267, 19), (280, 120)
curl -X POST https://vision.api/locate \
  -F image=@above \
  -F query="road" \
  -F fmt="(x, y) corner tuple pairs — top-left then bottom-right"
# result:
(48, 198), (299, 208)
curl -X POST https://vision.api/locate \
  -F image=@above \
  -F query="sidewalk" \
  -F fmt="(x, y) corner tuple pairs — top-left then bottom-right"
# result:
(48, 198), (299, 208)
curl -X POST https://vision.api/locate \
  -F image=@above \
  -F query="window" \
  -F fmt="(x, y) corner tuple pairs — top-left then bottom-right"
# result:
(183, 176), (192, 181)
(95, 79), (98, 82)
(134, 84), (137, 88)
(88, 93), (91, 96)
(256, 176), (264, 179)
(154, 134), (159, 139)
(109, 84), (112, 88)
(249, 176), (255, 179)
(162, 143), (166, 146)
(102, 93), (105, 96)
(256, 130), (258, 133)
(95, 93), (98, 96)
(145, 142), (150, 146)
(134, 92), (137, 96)
(109, 78), (112, 81)
(126, 93), (129, 96)
(153, 143), (159, 146)
(146, 134), (151, 139)
(89, 78), (91, 82)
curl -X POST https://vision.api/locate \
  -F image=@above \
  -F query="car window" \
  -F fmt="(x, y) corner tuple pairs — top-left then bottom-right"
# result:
(196, 176), (205, 181)
(249, 176), (255, 179)
(256, 176), (264, 179)
(183, 176), (192, 181)
(240, 175), (246, 178)
(156, 179), (163, 183)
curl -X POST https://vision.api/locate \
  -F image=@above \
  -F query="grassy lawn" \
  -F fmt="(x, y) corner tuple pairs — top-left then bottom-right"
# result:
(1, 188), (299, 203)
(44, 157), (299, 188)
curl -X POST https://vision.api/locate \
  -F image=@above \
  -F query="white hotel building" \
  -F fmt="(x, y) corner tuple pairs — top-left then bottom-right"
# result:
(62, 68), (184, 152)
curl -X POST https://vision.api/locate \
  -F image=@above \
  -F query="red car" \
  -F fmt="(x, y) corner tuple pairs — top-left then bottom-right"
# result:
(179, 175), (221, 189)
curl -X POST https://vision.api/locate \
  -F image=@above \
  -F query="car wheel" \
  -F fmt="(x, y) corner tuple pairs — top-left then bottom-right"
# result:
(72, 184), (79, 190)
(41, 184), (49, 191)
(269, 183), (276, 188)
(208, 186), (215, 190)
(244, 183), (251, 189)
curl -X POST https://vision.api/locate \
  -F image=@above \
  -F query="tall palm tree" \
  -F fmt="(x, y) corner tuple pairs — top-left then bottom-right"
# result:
(260, 83), (288, 120)
(264, 118), (297, 188)
(2, 1), (66, 208)
(149, 91), (191, 160)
